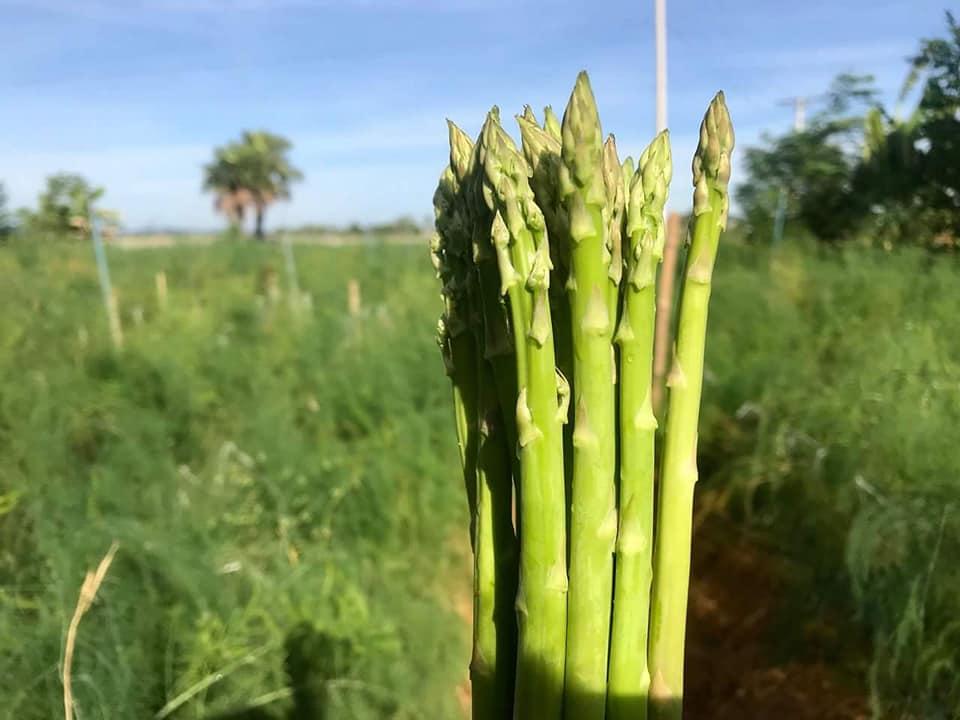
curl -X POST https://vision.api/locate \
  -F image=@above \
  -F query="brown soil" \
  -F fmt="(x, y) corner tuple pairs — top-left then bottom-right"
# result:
(445, 531), (474, 718)
(684, 517), (870, 720)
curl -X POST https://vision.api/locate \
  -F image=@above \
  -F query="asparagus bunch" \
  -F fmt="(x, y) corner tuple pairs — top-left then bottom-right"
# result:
(432, 72), (733, 720)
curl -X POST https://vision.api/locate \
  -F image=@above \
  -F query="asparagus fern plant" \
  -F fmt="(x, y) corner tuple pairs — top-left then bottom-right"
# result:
(432, 71), (734, 720)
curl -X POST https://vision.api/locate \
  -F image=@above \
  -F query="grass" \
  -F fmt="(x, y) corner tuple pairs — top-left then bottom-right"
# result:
(0, 234), (957, 718)
(700, 240), (960, 718)
(0, 237), (468, 719)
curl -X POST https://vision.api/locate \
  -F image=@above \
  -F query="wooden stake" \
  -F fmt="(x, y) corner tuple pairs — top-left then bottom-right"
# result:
(107, 290), (124, 349)
(155, 271), (168, 310)
(653, 211), (683, 418)
(281, 232), (302, 311)
(347, 278), (361, 316)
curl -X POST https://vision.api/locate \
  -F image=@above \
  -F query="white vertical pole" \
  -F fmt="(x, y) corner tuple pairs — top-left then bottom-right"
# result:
(652, 0), (673, 420)
(90, 211), (123, 350)
(654, 0), (668, 132)
(155, 271), (168, 310)
(794, 96), (807, 132)
(773, 97), (807, 245)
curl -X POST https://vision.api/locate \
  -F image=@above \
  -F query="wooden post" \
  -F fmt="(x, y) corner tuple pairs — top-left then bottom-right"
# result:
(107, 290), (124, 349)
(653, 211), (683, 418)
(281, 231), (302, 311)
(155, 271), (168, 310)
(347, 278), (361, 316)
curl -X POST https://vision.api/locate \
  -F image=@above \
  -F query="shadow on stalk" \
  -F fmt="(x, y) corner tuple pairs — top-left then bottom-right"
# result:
(508, 659), (684, 720)
(201, 627), (684, 720)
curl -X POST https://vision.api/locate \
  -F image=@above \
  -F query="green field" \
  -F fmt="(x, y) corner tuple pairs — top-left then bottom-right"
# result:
(1, 237), (958, 718)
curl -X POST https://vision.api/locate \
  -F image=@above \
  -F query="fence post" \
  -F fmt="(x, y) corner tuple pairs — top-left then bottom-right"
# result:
(280, 231), (302, 311)
(155, 270), (168, 310)
(652, 211), (683, 418)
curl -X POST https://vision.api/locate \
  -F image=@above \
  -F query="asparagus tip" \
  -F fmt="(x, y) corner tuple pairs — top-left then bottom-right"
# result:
(692, 92), (734, 218)
(561, 71), (603, 193)
(447, 121), (474, 182)
(543, 104), (562, 140)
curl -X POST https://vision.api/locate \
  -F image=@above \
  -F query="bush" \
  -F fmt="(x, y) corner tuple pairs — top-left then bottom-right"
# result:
(700, 240), (960, 716)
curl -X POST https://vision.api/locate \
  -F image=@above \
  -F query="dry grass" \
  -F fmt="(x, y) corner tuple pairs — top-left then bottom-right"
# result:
(63, 542), (119, 720)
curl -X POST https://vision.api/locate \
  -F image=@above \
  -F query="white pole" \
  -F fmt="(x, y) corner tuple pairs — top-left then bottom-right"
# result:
(652, 0), (673, 419)
(794, 97), (806, 132)
(654, 0), (668, 132)
(90, 211), (123, 350)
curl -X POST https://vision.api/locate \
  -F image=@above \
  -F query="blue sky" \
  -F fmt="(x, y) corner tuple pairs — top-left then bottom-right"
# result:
(0, 0), (950, 231)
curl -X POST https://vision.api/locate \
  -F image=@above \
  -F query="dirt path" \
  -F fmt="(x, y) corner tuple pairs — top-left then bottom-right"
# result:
(685, 518), (870, 719)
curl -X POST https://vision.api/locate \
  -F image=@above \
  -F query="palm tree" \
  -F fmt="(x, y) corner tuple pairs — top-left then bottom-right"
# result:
(203, 131), (303, 240)
(203, 146), (249, 231)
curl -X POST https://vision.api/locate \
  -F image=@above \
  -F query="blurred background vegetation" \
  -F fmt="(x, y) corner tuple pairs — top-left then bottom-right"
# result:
(0, 243), (469, 719)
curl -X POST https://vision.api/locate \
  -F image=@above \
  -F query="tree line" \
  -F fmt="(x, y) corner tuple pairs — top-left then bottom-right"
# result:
(736, 12), (960, 248)
(0, 129), (302, 242)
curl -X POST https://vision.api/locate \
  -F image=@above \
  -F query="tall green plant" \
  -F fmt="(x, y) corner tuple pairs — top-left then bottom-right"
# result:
(648, 93), (733, 720)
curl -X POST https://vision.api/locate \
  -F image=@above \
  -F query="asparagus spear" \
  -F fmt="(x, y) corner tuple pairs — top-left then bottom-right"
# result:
(516, 112), (577, 545)
(472, 353), (519, 720)
(607, 130), (672, 720)
(622, 156), (636, 198)
(442, 122), (521, 720)
(648, 93), (733, 720)
(558, 71), (618, 719)
(432, 167), (480, 527)
(602, 135), (626, 324)
(481, 112), (568, 720)
(544, 105), (562, 141)
(516, 114), (566, 257)
(448, 121), (520, 461)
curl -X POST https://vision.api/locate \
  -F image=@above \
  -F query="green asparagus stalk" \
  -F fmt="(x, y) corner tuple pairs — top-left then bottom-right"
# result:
(558, 71), (618, 719)
(472, 353), (519, 719)
(602, 135), (626, 323)
(442, 122), (521, 720)
(432, 168), (480, 526)
(622, 156), (636, 198)
(516, 111), (577, 542)
(544, 105), (562, 141)
(521, 104), (539, 126)
(648, 93), (734, 720)
(481, 112), (568, 720)
(516, 112), (573, 393)
(448, 121), (520, 462)
(607, 130), (672, 720)
(516, 114), (566, 255)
